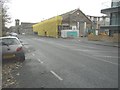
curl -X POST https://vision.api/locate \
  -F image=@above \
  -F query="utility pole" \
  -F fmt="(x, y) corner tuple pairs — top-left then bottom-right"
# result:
(0, 1), (2, 37)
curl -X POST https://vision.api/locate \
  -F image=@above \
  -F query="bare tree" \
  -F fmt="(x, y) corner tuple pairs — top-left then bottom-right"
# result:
(0, 0), (11, 36)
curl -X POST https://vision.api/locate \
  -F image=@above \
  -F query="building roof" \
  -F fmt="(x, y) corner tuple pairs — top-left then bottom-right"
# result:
(60, 9), (78, 17)
(100, 25), (120, 30)
(33, 8), (92, 26)
(101, 6), (120, 14)
(21, 22), (37, 25)
(60, 8), (92, 24)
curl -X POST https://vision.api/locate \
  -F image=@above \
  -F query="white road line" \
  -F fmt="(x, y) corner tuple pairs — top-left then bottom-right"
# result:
(93, 55), (119, 58)
(73, 49), (117, 53)
(34, 38), (118, 65)
(71, 49), (118, 65)
(79, 53), (118, 65)
(37, 59), (43, 64)
(50, 71), (63, 81)
(25, 46), (29, 49)
(73, 49), (91, 52)
(36, 39), (96, 49)
(32, 53), (35, 56)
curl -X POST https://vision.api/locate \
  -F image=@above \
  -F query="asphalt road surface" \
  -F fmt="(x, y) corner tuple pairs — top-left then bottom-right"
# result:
(14, 35), (118, 88)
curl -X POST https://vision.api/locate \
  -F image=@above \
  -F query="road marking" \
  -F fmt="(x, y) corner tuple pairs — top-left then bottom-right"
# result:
(36, 39), (96, 49)
(32, 53), (35, 56)
(93, 55), (119, 58)
(73, 49), (117, 53)
(33, 38), (118, 65)
(37, 59), (43, 64)
(50, 71), (63, 81)
(78, 53), (118, 65)
(73, 49), (91, 52)
(71, 49), (118, 65)
(114, 45), (118, 47)
(25, 46), (29, 49)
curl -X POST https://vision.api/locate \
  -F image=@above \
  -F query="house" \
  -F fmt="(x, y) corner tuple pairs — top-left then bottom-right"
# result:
(9, 21), (36, 35)
(33, 8), (92, 38)
(100, 0), (120, 36)
(19, 22), (36, 35)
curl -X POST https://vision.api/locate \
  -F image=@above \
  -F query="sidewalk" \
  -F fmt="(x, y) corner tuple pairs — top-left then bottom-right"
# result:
(77, 37), (119, 48)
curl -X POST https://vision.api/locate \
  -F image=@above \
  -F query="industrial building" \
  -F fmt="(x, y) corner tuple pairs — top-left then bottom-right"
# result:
(87, 15), (110, 35)
(100, 0), (120, 36)
(33, 8), (92, 38)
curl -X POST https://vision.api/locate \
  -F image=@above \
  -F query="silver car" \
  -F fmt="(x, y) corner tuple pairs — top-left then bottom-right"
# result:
(0, 36), (25, 62)
(9, 32), (18, 37)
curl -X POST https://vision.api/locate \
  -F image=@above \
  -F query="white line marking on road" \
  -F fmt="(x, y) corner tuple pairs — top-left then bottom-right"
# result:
(73, 49), (117, 53)
(93, 55), (119, 58)
(79, 53), (118, 65)
(37, 59), (43, 64)
(32, 53), (35, 56)
(71, 49), (118, 65)
(25, 46), (29, 49)
(73, 49), (91, 52)
(50, 71), (63, 81)
(36, 39), (96, 49)
(95, 58), (118, 65)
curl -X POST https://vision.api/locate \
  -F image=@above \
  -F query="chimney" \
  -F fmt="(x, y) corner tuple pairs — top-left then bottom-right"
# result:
(15, 19), (20, 26)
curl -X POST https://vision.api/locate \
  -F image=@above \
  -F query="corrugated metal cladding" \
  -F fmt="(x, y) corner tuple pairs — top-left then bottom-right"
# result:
(33, 16), (62, 38)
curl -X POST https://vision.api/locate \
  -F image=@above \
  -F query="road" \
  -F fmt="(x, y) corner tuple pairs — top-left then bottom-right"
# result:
(14, 35), (118, 88)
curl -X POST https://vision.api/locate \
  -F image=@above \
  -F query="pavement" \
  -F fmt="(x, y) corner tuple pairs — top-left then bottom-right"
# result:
(76, 37), (119, 48)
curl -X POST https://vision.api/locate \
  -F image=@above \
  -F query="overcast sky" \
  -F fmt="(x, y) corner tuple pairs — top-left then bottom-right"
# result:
(7, 0), (111, 27)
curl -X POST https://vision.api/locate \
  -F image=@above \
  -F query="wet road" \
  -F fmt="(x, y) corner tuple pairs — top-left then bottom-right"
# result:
(14, 35), (118, 88)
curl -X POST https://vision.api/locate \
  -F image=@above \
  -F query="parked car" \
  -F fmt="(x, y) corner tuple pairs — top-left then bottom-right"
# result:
(9, 32), (18, 38)
(22, 33), (25, 35)
(0, 36), (25, 62)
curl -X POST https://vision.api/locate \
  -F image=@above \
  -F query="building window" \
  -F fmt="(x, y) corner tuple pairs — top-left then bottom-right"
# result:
(118, 13), (120, 25)
(111, 12), (119, 25)
(111, 0), (120, 7)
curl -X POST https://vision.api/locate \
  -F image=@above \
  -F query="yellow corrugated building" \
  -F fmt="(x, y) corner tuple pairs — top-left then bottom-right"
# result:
(33, 9), (92, 38)
(33, 16), (62, 38)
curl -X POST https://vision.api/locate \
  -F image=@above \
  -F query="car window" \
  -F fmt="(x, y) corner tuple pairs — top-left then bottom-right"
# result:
(1, 38), (20, 45)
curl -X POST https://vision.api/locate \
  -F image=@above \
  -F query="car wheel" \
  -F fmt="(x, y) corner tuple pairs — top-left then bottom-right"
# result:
(20, 54), (25, 62)
(17, 54), (25, 62)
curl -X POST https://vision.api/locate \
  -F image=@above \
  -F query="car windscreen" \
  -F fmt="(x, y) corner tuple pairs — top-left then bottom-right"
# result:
(1, 38), (20, 46)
